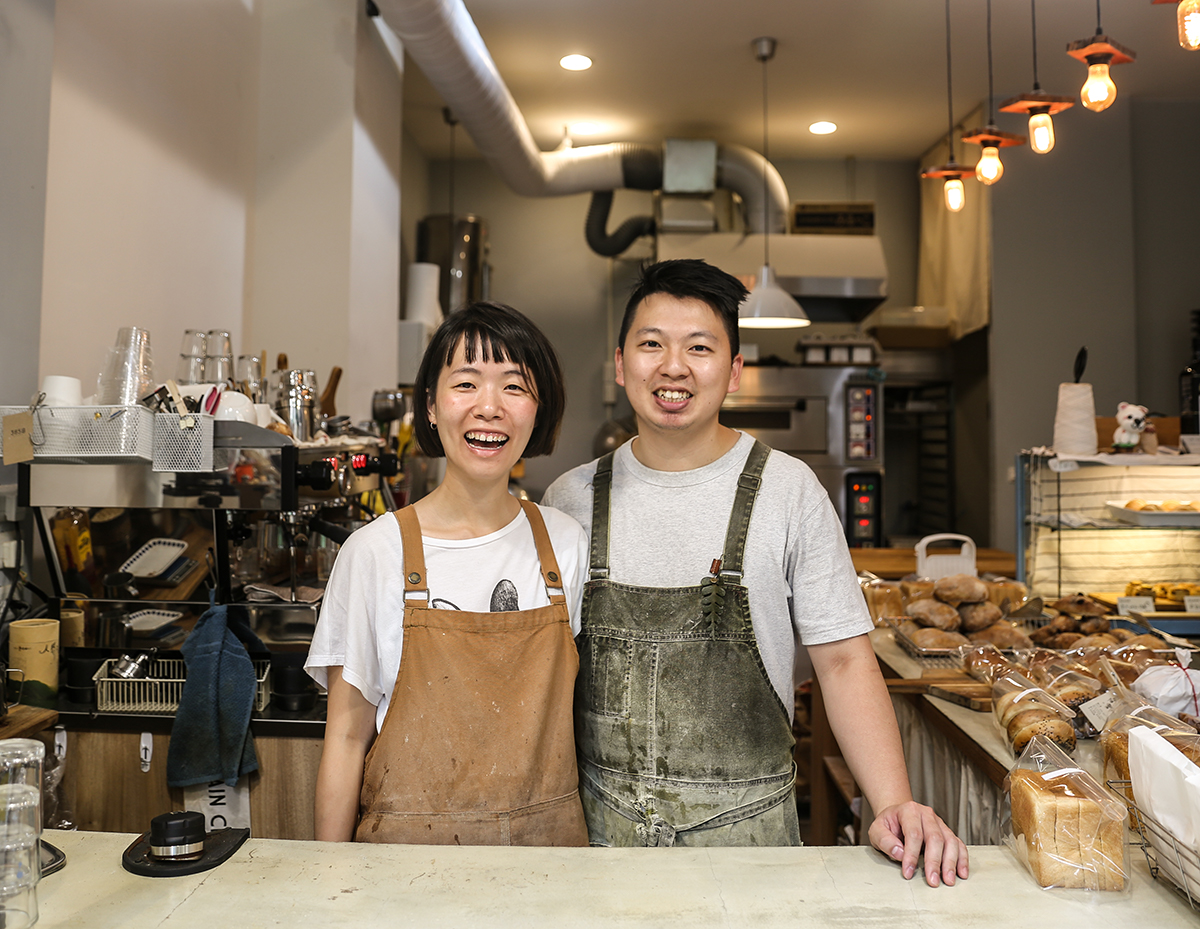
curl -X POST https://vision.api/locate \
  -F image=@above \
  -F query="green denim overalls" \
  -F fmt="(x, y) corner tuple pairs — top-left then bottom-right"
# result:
(575, 440), (800, 846)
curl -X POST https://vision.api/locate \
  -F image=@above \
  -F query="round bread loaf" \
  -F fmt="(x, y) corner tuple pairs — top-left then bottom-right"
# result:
(967, 620), (1034, 651)
(1071, 633), (1119, 649)
(910, 627), (970, 649)
(1109, 628), (1135, 643)
(933, 573), (989, 606)
(905, 598), (962, 631)
(996, 689), (1048, 728)
(1006, 707), (1057, 741)
(1047, 632), (1084, 649)
(1048, 684), (1098, 711)
(1011, 715), (1076, 754)
(1078, 617), (1111, 635)
(959, 600), (1002, 632)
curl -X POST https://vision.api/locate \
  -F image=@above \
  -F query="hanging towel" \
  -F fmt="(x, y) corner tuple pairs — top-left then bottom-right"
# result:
(167, 597), (268, 788)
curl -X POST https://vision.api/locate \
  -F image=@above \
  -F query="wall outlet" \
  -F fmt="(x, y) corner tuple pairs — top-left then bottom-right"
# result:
(1006, 466), (1016, 483)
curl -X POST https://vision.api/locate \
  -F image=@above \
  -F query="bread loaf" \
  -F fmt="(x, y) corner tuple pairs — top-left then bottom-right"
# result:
(895, 619), (922, 639)
(967, 620), (1034, 650)
(986, 578), (1028, 610)
(1009, 712), (1076, 754)
(964, 645), (1018, 683)
(910, 627), (970, 649)
(1078, 617), (1110, 635)
(862, 581), (904, 624)
(900, 579), (935, 604)
(959, 600), (1002, 632)
(1071, 633), (1119, 650)
(1047, 632), (1084, 650)
(933, 573), (988, 606)
(1010, 769), (1124, 890)
(905, 598), (961, 631)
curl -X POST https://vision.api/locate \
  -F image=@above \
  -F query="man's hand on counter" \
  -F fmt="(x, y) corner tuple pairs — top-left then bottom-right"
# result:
(869, 800), (969, 887)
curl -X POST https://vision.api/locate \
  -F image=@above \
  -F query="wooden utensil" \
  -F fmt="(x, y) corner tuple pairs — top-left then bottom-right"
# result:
(320, 366), (342, 417)
(276, 353), (288, 372)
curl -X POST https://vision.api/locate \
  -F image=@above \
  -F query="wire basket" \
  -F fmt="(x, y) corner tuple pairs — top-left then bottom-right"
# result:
(1109, 779), (1200, 910)
(93, 657), (271, 714)
(0, 405), (153, 462)
(153, 413), (215, 472)
(883, 617), (965, 669)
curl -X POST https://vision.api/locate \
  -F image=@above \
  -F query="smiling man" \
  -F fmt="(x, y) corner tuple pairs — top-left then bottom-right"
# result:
(543, 259), (968, 886)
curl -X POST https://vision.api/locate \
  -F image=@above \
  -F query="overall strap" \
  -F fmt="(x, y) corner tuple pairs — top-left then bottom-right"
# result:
(588, 453), (616, 580)
(519, 500), (567, 605)
(718, 441), (771, 580)
(394, 507), (429, 608)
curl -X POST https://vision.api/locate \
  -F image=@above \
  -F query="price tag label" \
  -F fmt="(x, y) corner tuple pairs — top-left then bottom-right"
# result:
(1, 412), (34, 465)
(1185, 596), (1200, 614)
(1081, 690), (1118, 731)
(1116, 596), (1155, 616)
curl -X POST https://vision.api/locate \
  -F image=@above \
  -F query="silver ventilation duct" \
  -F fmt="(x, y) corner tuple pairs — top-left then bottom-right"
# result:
(376, 0), (787, 232)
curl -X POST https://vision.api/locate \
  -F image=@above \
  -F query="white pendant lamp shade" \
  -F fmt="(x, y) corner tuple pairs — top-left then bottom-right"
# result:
(738, 265), (811, 329)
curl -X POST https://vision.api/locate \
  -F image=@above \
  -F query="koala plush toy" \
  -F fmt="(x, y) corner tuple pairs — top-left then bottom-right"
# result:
(1113, 401), (1149, 448)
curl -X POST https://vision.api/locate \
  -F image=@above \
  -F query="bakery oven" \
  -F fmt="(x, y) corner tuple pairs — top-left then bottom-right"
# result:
(719, 365), (884, 547)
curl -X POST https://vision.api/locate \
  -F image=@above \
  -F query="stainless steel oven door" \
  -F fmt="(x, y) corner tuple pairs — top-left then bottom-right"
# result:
(718, 396), (827, 453)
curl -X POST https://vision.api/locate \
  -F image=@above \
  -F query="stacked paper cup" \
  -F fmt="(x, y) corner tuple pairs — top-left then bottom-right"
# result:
(1053, 383), (1098, 457)
(0, 739), (45, 928)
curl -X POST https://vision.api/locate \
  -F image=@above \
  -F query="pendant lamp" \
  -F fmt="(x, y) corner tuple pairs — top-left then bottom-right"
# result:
(921, 0), (970, 212)
(999, 0), (1074, 154)
(738, 37), (810, 329)
(1067, 1), (1135, 112)
(1153, 0), (1200, 51)
(962, 0), (1025, 184)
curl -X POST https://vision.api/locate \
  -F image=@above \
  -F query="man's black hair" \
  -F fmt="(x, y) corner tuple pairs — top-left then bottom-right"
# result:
(618, 259), (749, 357)
(412, 301), (566, 458)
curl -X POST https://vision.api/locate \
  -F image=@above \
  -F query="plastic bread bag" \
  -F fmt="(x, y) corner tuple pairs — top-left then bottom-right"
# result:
(1070, 650), (1142, 688)
(959, 644), (1019, 684)
(1132, 652), (1200, 719)
(993, 671), (1077, 756)
(1128, 726), (1200, 894)
(859, 577), (904, 626)
(1101, 710), (1200, 810)
(983, 576), (1029, 612)
(899, 575), (935, 606)
(1004, 734), (1130, 893)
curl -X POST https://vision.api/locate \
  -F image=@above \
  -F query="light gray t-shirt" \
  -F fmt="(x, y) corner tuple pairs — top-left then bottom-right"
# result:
(542, 431), (872, 712)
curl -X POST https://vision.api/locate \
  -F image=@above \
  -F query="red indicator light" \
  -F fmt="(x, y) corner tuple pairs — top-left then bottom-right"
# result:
(859, 496), (870, 504)
(859, 519), (870, 526)
(865, 414), (872, 421)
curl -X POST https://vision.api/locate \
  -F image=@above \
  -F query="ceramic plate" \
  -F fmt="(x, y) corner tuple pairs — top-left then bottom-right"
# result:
(1106, 501), (1200, 527)
(120, 538), (188, 577)
(127, 609), (183, 633)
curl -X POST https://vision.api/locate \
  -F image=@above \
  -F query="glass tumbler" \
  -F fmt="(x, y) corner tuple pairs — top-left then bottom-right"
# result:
(179, 330), (207, 358)
(0, 784), (41, 929)
(236, 355), (263, 403)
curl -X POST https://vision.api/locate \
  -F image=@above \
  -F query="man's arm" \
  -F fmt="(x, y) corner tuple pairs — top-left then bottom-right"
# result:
(314, 667), (377, 841)
(807, 634), (969, 887)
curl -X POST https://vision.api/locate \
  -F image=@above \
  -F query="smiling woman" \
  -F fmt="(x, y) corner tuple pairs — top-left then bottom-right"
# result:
(306, 302), (591, 848)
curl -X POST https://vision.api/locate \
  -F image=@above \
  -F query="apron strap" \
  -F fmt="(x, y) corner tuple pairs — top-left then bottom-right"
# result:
(394, 506), (429, 609)
(588, 452), (616, 580)
(718, 440), (771, 580)
(519, 500), (567, 605)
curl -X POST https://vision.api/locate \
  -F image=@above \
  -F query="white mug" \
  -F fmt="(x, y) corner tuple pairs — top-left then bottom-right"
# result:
(40, 376), (82, 407)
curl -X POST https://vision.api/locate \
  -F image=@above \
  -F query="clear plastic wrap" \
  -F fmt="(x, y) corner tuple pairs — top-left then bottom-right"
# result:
(1005, 735), (1130, 892)
(960, 643), (1020, 684)
(984, 576), (1029, 611)
(993, 671), (1077, 755)
(859, 577), (904, 626)
(1101, 709), (1198, 812)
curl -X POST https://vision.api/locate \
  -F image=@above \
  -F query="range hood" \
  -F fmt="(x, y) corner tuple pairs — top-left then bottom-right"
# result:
(656, 232), (888, 323)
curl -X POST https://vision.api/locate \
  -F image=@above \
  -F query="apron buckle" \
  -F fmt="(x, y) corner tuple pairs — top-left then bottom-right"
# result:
(633, 801), (678, 847)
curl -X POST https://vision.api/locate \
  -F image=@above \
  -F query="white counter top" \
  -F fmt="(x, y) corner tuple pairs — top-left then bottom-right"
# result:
(35, 830), (1196, 927)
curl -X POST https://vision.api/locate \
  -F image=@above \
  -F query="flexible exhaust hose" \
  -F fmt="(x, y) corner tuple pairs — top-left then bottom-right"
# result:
(586, 191), (656, 257)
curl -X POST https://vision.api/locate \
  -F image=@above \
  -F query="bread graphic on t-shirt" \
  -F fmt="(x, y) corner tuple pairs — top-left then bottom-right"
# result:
(432, 579), (518, 612)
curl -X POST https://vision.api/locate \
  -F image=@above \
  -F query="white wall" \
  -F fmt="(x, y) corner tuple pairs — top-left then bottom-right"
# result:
(989, 102), (1139, 552)
(0, 0), (53, 416)
(426, 156), (922, 496)
(37, 0), (255, 393)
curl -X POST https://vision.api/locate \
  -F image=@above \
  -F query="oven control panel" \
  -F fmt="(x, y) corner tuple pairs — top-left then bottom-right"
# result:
(845, 385), (877, 461)
(844, 472), (883, 548)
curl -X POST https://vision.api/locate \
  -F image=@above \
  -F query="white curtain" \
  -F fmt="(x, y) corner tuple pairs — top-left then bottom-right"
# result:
(916, 105), (992, 341)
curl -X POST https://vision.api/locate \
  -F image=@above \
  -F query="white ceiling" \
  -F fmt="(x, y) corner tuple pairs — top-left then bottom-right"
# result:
(402, 0), (1200, 162)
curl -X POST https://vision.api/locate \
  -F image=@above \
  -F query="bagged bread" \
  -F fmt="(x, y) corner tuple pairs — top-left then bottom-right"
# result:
(861, 578), (904, 625)
(961, 644), (1019, 684)
(993, 671), (1077, 754)
(905, 598), (961, 631)
(1101, 711), (1198, 809)
(986, 577), (1028, 611)
(958, 600), (1002, 633)
(900, 578), (935, 605)
(933, 573), (988, 607)
(1007, 736), (1128, 891)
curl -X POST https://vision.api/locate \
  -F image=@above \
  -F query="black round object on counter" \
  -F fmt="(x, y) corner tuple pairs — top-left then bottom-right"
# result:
(272, 690), (317, 712)
(149, 810), (206, 861)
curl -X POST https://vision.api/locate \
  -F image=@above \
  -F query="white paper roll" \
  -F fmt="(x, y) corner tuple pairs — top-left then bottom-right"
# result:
(40, 375), (82, 406)
(1053, 382), (1098, 456)
(406, 262), (443, 327)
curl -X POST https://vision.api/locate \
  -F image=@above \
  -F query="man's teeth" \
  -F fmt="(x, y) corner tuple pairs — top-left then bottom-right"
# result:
(655, 389), (691, 402)
(465, 431), (508, 447)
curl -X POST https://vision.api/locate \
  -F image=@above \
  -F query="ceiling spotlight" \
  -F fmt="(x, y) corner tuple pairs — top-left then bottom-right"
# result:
(808, 121), (837, 135)
(568, 121), (601, 136)
(559, 54), (592, 71)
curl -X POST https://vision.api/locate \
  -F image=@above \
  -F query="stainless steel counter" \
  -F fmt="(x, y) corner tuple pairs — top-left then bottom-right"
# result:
(35, 830), (1195, 927)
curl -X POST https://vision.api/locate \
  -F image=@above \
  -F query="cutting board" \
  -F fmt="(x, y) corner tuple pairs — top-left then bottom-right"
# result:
(885, 679), (993, 712)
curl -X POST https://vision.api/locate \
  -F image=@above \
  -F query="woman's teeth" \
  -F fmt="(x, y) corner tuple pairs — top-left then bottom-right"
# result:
(465, 431), (508, 449)
(655, 389), (691, 402)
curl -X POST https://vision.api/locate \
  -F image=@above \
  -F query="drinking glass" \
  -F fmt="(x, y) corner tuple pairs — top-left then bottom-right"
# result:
(179, 330), (207, 357)
(236, 355), (264, 403)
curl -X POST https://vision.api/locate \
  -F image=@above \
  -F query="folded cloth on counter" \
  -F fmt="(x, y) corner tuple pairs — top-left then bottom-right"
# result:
(167, 595), (268, 788)
(243, 582), (323, 604)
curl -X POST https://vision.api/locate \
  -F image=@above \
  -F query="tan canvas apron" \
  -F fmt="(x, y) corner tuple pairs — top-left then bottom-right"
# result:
(355, 500), (588, 846)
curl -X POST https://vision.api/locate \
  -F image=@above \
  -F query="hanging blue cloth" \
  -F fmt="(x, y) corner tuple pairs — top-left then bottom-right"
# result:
(167, 595), (268, 788)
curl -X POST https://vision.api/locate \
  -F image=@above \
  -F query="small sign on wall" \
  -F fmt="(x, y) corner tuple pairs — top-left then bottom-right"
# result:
(184, 779), (251, 831)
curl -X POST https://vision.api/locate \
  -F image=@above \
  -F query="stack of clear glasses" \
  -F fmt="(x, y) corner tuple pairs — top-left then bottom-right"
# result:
(0, 739), (45, 928)
(176, 330), (207, 386)
(204, 330), (233, 386)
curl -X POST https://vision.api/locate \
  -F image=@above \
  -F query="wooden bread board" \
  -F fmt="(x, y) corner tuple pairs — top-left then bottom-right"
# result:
(884, 678), (993, 712)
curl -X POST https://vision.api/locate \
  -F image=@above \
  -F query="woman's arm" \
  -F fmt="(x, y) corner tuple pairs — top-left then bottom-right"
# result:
(314, 667), (378, 841)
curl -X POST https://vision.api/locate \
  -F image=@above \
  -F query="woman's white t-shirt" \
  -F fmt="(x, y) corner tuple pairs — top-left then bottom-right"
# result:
(305, 504), (588, 732)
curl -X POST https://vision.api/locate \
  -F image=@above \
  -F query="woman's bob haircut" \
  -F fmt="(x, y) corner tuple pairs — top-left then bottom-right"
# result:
(412, 301), (566, 459)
